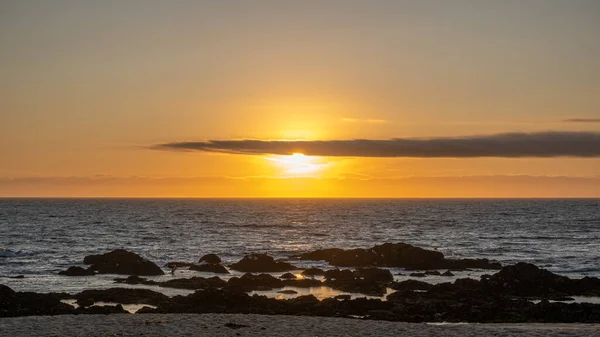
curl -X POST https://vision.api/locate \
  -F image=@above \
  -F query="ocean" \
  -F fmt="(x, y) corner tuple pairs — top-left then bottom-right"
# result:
(1, 198), (599, 296)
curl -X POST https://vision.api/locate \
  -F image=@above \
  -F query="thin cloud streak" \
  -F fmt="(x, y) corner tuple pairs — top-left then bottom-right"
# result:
(341, 118), (389, 124)
(155, 131), (600, 158)
(562, 119), (600, 123)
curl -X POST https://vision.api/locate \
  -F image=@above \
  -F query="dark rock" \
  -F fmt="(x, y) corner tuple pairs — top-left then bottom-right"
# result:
(277, 290), (298, 294)
(301, 268), (325, 276)
(280, 272), (296, 279)
(83, 249), (164, 276)
(409, 273), (426, 278)
(0, 286), (74, 317)
(355, 267), (394, 283)
(114, 275), (155, 285)
(283, 278), (322, 288)
(442, 270), (454, 277)
(484, 262), (600, 297)
(324, 268), (390, 296)
(334, 294), (351, 300)
(424, 270), (441, 276)
(291, 242), (501, 270)
(74, 288), (169, 306)
(390, 280), (433, 291)
(78, 304), (128, 314)
(136, 306), (157, 314)
(76, 297), (94, 307)
(9, 275), (25, 279)
(189, 263), (229, 274)
(199, 254), (221, 264)
(227, 273), (283, 291)
(160, 276), (226, 290)
(230, 254), (296, 272)
(58, 266), (95, 276)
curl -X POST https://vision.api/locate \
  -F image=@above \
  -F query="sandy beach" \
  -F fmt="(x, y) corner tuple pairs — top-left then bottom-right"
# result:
(1, 314), (599, 337)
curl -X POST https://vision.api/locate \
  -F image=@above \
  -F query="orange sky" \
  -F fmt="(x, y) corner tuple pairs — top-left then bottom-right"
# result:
(1, 1), (599, 197)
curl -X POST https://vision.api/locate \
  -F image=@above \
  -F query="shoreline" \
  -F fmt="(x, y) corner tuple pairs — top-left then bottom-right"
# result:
(1, 314), (600, 337)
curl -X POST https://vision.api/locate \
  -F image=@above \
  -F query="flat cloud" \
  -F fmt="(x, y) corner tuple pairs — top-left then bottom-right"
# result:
(155, 131), (600, 158)
(562, 119), (600, 123)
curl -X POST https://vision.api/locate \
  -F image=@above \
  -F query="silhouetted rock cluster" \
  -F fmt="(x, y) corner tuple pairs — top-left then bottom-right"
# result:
(59, 249), (164, 276)
(8, 243), (600, 322)
(291, 243), (501, 270)
(230, 253), (297, 272)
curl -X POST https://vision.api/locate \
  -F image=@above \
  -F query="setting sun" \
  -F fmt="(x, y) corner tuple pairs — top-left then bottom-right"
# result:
(267, 153), (329, 176)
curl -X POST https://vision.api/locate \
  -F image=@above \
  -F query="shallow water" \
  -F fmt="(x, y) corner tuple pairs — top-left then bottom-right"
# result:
(1, 198), (599, 295)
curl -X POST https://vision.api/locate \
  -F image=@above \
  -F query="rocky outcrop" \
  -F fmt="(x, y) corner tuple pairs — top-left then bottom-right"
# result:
(58, 266), (95, 276)
(323, 268), (393, 296)
(483, 262), (600, 297)
(0, 284), (73, 317)
(189, 262), (229, 274)
(74, 288), (169, 306)
(114, 275), (226, 290)
(199, 254), (221, 264)
(291, 243), (501, 270)
(83, 249), (164, 276)
(230, 254), (296, 272)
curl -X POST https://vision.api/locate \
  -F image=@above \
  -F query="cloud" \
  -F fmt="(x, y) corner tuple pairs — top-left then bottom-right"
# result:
(341, 118), (389, 124)
(562, 119), (600, 123)
(155, 131), (600, 158)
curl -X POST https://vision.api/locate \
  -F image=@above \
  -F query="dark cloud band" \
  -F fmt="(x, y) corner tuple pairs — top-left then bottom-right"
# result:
(155, 131), (600, 158)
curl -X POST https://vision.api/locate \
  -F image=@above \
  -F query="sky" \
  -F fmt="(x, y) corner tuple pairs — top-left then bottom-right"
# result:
(1, 0), (599, 197)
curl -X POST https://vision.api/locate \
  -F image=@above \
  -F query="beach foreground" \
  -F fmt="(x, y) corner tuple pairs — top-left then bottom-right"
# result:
(1, 314), (599, 337)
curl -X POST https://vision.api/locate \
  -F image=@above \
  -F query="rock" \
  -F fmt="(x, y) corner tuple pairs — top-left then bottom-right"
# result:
(301, 268), (325, 276)
(136, 306), (156, 314)
(280, 272), (296, 279)
(291, 242), (501, 270)
(83, 249), (164, 276)
(483, 262), (600, 297)
(114, 275), (155, 285)
(442, 270), (454, 276)
(230, 254), (296, 272)
(334, 294), (351, 301)
(409, 272), (426, 278)
(74, 288), (170, 306)
(324, 268), (390, 296)
(159, 276), (226, 290)
(78, 304), (128, 314)
(227, 273), (283, 291)
(189, 262), (229, 274)
(277, 290), (298, 294)
(424, 270), (441, 276)
(76, 297), (94, 307)
(58, 266), (95, 276)
(199, 254), (221, 264)
(390, 280), (433, 291)
(283, 278), (323, 288)
(0, 284), (16, 297)
(9, 275), (25, 279)
(0, 285), (74, 317)
(355, 267), (394, 283)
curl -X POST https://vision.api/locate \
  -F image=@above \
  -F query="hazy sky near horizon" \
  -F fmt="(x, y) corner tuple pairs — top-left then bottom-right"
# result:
(1, 1), (599, 197)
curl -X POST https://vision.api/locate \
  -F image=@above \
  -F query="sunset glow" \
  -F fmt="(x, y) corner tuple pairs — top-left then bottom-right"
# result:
(1, 2), (599, 197)
(268, 153), (329, 177)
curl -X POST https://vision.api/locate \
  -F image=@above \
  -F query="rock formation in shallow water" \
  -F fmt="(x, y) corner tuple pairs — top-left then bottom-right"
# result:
(230, 254), (296, 272)
(291, 242), (502, 270)
(83, 249), (164, 276)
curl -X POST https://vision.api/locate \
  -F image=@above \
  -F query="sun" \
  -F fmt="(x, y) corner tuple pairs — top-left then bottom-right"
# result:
(267, 153), (329, 176)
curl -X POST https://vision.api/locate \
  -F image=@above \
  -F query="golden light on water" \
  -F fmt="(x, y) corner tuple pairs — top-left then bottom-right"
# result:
(267, 153), (330, 177)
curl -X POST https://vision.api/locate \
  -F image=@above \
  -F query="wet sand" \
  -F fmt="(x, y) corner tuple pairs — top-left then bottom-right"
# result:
(1, 314), (599, 337)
